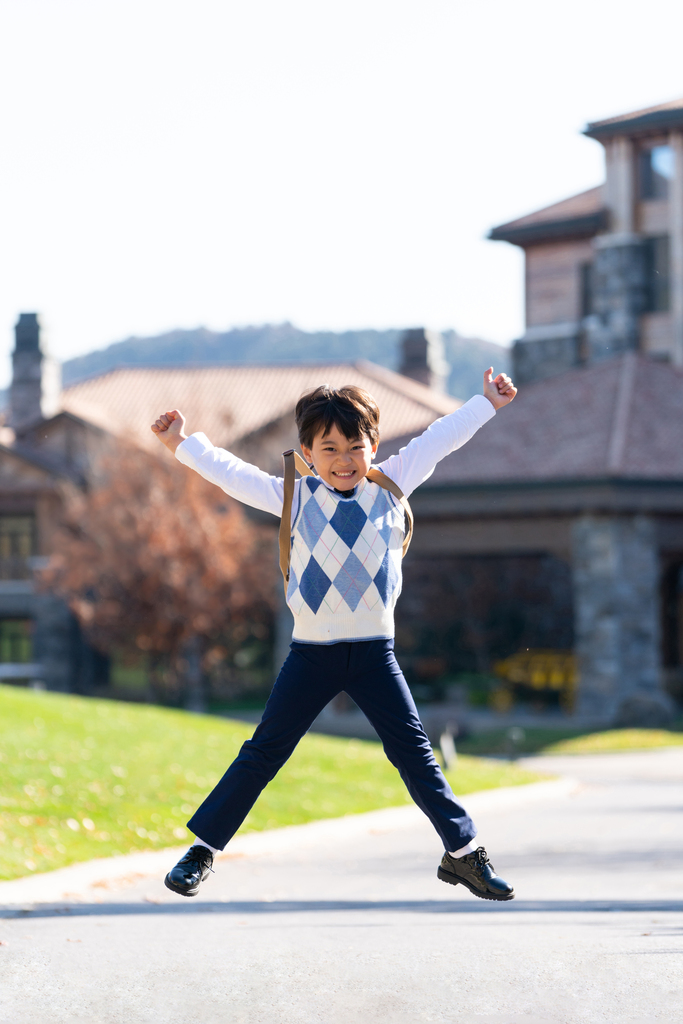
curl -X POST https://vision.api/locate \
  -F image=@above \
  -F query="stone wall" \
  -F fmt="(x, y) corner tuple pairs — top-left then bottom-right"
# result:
(512, 331), (581, 385)
(571, 514), (672, 723)
(584, 239), (647, 362)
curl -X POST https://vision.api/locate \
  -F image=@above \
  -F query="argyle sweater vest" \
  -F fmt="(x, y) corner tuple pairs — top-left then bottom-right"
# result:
(287, 475), (405, 644)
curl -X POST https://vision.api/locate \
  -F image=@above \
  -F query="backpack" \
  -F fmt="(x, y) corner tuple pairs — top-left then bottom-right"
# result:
(278, 448), (414, 595)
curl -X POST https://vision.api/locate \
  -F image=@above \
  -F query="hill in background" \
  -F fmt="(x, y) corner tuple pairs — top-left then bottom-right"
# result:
(61, 324), (510, 401)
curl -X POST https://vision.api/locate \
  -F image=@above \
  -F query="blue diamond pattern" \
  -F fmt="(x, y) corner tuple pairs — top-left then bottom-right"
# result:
(373, 548), (401, 607)
(369, 489), (396, 543)
(299, 556), (332, 613)
(299, 494), (329, 552)
(329, 500), (368, 549)
(334, 551), (373, 612)
(370, 488), (392, 520)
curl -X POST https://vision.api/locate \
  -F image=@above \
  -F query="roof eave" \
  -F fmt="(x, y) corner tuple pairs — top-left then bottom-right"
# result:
(584, 108), (683, 140)
(488, 210), (608, 247)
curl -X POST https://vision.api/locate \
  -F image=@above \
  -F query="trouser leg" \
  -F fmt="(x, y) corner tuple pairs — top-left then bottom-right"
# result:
(187, 643), (342, 849)
(344, 641), (477, 852)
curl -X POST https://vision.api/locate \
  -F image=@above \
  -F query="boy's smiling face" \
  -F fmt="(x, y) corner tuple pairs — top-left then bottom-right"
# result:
(301, 423), (378, 491)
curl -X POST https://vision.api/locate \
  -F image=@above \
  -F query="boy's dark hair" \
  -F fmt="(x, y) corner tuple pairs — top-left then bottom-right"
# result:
(295, 385), (380, 449)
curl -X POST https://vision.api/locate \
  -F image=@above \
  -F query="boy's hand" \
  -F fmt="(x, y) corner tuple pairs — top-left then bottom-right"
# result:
(151, 409), (187, 453)
(483, 367), (517, 410)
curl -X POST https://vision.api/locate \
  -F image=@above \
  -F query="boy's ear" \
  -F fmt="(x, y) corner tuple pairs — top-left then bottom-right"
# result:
(300, 444), (313, 464)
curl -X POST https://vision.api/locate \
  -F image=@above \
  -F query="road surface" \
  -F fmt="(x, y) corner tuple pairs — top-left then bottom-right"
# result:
(0, 749), (681, 1023)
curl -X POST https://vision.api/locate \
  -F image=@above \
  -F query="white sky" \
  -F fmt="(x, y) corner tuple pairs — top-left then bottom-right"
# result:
(1, 0), (683, 385)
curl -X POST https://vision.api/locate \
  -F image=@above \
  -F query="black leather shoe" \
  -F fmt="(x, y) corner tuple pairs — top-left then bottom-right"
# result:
(437, 847), (514, 901)
(164, 845), (214, 897)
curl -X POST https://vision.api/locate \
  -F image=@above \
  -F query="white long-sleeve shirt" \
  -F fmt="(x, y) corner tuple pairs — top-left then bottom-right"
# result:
(175, 395), (495, 645)
(175, 394), (495, 520)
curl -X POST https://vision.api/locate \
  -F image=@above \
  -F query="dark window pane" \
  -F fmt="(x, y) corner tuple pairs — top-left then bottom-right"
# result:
(0, 516), (36, 579)
(639, 146), (674, 200)
(0, 619), (33, 663)
(580, 262), (593, 317)
(643, 235), (670, 313)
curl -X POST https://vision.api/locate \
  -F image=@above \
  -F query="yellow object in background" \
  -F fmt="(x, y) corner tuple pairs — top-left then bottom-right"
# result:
(492, 650), (577, 711)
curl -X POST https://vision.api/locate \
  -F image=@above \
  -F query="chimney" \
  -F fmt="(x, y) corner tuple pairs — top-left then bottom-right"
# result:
(398, 327), (449, 392)
(9, 314), (62, 430)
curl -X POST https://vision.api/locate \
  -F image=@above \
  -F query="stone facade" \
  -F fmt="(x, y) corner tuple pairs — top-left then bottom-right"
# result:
(511, 327), (581, 385)
(584, 238), (648, 363)
(571, 515), (671, 723)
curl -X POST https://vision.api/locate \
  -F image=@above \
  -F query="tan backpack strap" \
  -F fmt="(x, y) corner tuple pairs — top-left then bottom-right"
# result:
(279, 449), (314, 593)
(365, 467), (414, 558)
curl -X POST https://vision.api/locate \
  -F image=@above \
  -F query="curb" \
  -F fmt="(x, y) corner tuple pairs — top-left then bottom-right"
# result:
(0, 777), (577, 907)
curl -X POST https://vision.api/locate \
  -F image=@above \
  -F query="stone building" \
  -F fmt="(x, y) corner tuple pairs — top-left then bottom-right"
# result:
(490, 97), (683, 383)
(0, 315), (113, 692)
(382, 352), (683, 725)
(415, 97), (683, 725)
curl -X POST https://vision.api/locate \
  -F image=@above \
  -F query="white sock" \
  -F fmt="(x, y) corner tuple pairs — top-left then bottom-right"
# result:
(449, 839), (479, 858)
(190, 837), (220, 855)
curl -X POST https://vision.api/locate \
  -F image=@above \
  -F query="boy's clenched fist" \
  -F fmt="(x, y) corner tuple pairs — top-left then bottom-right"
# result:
(151, 409), (188, 453)
(483, 367), (517, 410)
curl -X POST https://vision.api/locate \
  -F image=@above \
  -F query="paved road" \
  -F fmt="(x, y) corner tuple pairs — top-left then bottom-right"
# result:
(1, 749), (682, 1024)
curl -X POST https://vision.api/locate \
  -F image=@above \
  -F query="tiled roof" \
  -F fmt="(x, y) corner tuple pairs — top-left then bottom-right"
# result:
(379, 355), (683, 486)
(585, 98), (683, 139)
(489, 187), (606, 247)
(61, 361), (460, 452)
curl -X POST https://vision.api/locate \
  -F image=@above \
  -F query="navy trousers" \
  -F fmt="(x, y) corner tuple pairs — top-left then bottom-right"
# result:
(187, 639), (476, 852)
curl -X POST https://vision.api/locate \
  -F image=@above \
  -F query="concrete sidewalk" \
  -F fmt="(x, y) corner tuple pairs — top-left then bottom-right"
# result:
(0, 751), (681, 1023)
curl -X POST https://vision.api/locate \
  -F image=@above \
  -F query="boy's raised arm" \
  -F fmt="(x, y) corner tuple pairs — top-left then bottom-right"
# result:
(151, 410), (285, 517)
(376, 368), (516, 497)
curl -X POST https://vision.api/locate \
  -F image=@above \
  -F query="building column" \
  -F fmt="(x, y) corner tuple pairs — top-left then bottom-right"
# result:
(604, 136), (636, 234)
(585, 236), (647, 361)
(585, 135), (646, 363)
(571, 515), (671, 724)
(669, 131), (683, 367)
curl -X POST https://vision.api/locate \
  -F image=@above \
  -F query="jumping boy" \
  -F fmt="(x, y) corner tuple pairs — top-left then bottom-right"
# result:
(151, 367), (517, 901)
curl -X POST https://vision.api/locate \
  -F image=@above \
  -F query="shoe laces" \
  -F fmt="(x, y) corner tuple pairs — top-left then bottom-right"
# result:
(185, 846), (214, 873)
(472, 847), (490, 872)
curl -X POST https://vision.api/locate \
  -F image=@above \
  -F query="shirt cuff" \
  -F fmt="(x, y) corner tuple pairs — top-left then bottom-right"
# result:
(462, 393), (496, 424)
(175, 431), (214, 465)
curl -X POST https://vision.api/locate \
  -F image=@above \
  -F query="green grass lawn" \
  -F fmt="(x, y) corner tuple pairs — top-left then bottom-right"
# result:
(457, 725), (683, 757)
(0, 685), (543, 882)
(542, 727), (683, 754)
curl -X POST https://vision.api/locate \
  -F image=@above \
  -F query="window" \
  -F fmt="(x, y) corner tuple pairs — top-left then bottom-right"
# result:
(0, 619), (33, 663)
(643, 235), (670, 313)
(0, 515), (36, 579)
(639, 145), (675, 200)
